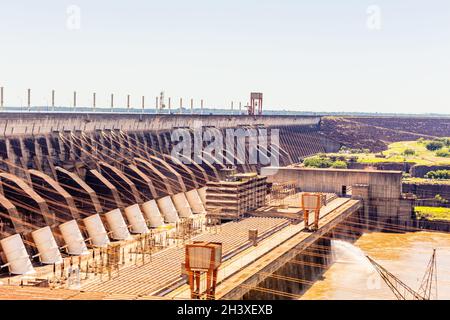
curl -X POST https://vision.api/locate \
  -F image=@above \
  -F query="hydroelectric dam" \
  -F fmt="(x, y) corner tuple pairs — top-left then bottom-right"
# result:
(0, 112), (418, 300)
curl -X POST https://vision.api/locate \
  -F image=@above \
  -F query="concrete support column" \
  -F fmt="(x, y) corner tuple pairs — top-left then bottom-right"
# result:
(5, 138), (18, 174)
(45, 135), (56, 159)
(398, 198), (414, 227)
(56, 135), (66, 162)
(18, 138), (29, 166)
(33, 139), (44, 172)
(78, 133), (88, 162)
(351, 184), (370, 229)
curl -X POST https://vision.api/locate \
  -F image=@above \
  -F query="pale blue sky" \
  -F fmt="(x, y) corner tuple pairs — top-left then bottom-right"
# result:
(0, 1), (449, 113)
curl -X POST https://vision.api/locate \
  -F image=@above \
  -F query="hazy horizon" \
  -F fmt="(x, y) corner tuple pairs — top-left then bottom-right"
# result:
(1, 1), (449, 114)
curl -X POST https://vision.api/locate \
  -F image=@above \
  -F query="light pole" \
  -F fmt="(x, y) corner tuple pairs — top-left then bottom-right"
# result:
(0, 86), (4, 111)
(73, 91), (77, 111)
(52, 90), (55, 112)
(27, 89), (31, 112)
(111, 93), (114, 112)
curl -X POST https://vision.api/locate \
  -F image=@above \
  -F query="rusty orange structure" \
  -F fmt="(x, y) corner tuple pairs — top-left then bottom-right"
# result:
(185, 241), (222, 300)
(301, 193), (322, 231)
(248, 92), (263, 115)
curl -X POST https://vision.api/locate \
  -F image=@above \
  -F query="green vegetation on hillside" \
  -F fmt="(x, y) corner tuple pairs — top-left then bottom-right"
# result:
(434, 194), (449, 204)
(331, 160), (348, 169)
(332, 138), (450, 166)
(425, 170), (450, 180)
(403, 178), (450, 185)
(414, 206), (450, 222)
(425, 141), (444, 151)
(436, 149), (450, 158)
(303, 156), (348, 169)
(436, 137), (450, 146)
(303, 138), (450, 174)
(403, 148), (416, 156)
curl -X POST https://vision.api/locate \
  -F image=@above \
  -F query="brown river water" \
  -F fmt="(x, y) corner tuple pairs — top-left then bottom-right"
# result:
(301, 232), (450, 300)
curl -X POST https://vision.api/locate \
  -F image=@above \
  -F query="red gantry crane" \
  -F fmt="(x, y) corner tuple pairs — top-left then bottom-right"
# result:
(247, 92), (263, 116)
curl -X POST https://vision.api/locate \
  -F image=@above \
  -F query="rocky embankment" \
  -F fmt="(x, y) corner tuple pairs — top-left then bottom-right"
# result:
(349, 117), (450, 137)
(319, 117), (449, 152)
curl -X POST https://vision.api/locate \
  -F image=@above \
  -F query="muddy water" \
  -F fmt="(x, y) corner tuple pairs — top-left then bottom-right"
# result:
(301, 232), (450, 300)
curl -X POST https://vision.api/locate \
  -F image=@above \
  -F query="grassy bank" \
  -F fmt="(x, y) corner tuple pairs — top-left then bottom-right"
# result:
(414, 206), (450, 222)
(403, 178), (450, 185)
(324, 139), (450, 166)
(359, 140), (450, 165)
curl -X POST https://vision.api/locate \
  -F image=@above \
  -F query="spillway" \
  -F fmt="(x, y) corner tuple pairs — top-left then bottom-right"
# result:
(59, 220), (89, 255)
(172, 193), (193, 218)
(0, 234), (35, 275)
(124, 204), (149, 234)
(105, 209), (131, 240)
(83, 214), (110, 247)
(31, 226), (63, 265)
(141, 200), (165, 228)
(185, 189), (206, 214)
(197, 187), (207, 207)
(157, 196), (180, 223)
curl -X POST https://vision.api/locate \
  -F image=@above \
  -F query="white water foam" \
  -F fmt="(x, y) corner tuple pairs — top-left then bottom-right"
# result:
(331, 240), (372, 268)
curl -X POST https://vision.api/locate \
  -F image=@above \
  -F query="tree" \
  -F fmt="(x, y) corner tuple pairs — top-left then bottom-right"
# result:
(436, 137), (450, 147)
(425, 170), (450, 180)
(403, 148), (416, 156)
(331, 160), (348, 169)
(436, 149), (450, 158)
(303, 157), (333, 168)
(426, 141), (444, 151)
(435, 194), (449, 204)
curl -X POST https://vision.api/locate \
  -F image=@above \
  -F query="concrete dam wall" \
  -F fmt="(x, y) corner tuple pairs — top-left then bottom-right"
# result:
(0, 113), (341, 274)
(0, 113), (321, 136)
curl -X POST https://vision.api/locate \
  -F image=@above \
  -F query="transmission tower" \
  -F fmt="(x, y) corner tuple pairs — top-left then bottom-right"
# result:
(366, 255), (425, 300)
(417, 249), (438, 300)
(367, 249), (438, 300)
